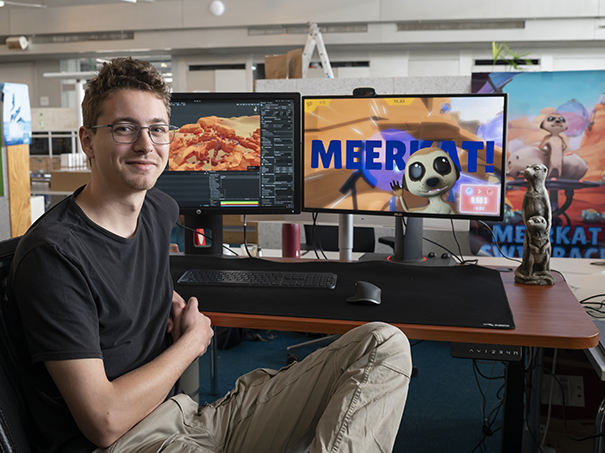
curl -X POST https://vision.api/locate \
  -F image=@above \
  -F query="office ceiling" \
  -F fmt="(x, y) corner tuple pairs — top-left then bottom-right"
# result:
(0, 0), (168, 7)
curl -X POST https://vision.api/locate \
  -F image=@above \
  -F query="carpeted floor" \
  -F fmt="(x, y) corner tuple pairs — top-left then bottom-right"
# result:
(196, 329), (505, 452)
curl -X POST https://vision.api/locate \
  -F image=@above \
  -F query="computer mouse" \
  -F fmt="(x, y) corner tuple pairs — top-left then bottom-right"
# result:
(346, 281), (381, 305)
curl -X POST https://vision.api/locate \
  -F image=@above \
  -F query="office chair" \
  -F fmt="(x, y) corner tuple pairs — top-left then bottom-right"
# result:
(302, 224), (376, 254)
(0, 236), (35, 453)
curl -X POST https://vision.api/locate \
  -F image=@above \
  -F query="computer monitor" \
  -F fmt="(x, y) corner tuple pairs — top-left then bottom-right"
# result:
(154, 91), (301, 254)
(302, 93), (508, 262)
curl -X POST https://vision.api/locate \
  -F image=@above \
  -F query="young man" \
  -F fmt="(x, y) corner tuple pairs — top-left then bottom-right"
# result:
(8, 57), (412, 453)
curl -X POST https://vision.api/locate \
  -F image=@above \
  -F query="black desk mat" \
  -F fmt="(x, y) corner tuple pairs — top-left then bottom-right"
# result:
(171, 256), (515, 330)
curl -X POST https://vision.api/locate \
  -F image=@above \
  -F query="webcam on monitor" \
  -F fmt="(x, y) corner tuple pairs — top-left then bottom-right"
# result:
(352, 87), (376, 97)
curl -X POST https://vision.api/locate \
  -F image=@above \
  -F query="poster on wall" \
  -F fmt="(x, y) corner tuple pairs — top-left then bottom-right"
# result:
(471, 70), (605, 259)
(1, 82), (32, 147)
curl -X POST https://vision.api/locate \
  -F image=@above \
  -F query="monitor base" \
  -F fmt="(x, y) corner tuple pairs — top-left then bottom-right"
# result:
(358, 252), (456, 267)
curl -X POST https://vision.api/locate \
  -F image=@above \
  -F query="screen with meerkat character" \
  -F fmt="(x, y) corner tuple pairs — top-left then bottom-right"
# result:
(302, 93), (507, 263)
(302, 93), (507, 221)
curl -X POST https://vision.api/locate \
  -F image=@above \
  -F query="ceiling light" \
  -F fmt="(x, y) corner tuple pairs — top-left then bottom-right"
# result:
(209, 0), (225, 16)
(0, 1), (47, 7)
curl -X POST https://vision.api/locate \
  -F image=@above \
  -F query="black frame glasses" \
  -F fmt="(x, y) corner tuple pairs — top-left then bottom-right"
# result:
(91, 123), (178, 145)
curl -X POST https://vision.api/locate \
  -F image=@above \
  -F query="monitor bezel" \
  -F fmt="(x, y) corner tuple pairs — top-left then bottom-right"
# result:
(301, 92), (508, 222)
(161, 91), (302, 216)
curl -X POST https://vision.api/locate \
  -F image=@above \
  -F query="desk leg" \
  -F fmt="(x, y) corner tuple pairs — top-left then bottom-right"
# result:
(528, 348), (544, 453)
(595, 397), (605, 453)
(502, 350), (526, 452)
(210, 326), (218, 396)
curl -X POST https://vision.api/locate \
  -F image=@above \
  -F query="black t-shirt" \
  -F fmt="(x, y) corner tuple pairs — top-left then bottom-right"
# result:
(7, 186), (180, 453)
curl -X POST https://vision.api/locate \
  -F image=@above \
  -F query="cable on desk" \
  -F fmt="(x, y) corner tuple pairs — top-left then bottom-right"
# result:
(541, 348), (558, 450)
(550, 268), (567, 283)
(521, 347), (553, 453)
(450, 218), (466, 262)
(242, 214), (252, 258)
(396, 216), (466, 264)
(579, 294), (605, 318)
(309, 212), (328, 260)
(470, 360), (506, 453)
(541, 366), (605, 443)
(478, 220), (522, 265)
(525, 349), (605, 445)
(412, 217), (464, 264)
(580, 294), (605, 319)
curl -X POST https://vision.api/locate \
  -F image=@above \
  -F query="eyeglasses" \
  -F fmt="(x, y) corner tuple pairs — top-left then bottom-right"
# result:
(91, 123), (178, 145)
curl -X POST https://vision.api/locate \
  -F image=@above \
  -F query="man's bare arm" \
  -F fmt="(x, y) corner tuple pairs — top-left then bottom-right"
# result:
(45, 296), (212, 448)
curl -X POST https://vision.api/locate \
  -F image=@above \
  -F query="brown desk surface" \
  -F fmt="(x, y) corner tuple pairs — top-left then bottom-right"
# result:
(174, 256), (598, 350)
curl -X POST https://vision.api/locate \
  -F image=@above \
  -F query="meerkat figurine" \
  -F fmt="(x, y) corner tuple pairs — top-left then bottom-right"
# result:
(514, 163), (555, 285)
(515, 215), (555, 285)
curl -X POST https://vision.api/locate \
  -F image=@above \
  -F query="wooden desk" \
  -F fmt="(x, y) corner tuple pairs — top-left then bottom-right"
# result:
(191, 263), (598, 351)
(171, 254), (598, 453)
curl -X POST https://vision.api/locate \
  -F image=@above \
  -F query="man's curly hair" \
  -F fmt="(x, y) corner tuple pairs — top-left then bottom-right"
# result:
(82, 57), (171, 129)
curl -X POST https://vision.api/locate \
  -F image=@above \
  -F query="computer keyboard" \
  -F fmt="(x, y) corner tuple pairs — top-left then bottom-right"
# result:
(177, 269), (337, 289)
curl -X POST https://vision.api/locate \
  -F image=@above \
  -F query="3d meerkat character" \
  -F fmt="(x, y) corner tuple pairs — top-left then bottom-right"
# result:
(538, 114), (568, 179)
(515, 163), (555, 285)
(389, 146), (460, 214)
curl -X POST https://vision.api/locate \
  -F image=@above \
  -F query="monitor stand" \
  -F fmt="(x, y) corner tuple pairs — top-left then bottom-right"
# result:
(357, 217), (456, 266)
(183, 214), (224, 255)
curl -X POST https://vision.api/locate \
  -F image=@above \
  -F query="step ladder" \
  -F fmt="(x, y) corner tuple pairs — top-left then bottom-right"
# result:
(302, 22), (334, 78)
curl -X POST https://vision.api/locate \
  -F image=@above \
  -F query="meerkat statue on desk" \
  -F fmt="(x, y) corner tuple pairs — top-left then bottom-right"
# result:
(514, 163), (556, 285)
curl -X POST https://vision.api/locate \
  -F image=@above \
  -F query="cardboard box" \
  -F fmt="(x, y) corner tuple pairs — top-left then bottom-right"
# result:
(264, 48), (303, 79)
(50, 170), (91, 191)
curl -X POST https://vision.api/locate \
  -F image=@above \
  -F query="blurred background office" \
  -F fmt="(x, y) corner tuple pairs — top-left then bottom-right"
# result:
(3, 0), (605, 247)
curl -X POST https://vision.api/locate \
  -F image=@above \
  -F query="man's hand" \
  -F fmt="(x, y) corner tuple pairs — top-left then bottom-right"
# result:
(168, 291), (213, 357)
(177, 296), (214, 358)
(46, 293), (213, 448)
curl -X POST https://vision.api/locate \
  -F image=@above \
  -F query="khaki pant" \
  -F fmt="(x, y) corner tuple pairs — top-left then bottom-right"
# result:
(98, 322), (412, 453)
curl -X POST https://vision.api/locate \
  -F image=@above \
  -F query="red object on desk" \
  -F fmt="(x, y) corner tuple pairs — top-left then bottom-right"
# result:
(282, 223), (300, 258)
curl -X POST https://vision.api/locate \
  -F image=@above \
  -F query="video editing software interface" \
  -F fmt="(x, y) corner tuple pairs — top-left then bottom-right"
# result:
(155, 93), (300, 215)
(303, 94), (508, 221)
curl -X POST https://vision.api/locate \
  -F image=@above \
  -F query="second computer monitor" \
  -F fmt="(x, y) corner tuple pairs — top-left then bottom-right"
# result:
(302, 93), (508, 223)
(154, 91), (301, 254)
(157, 91), (301, 216)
